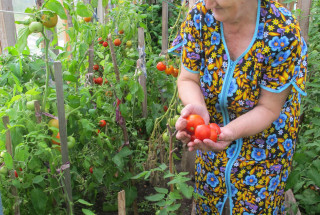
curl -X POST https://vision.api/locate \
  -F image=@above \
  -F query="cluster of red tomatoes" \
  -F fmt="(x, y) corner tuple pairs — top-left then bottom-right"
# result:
(156, 62), (179, 78)
(185, 114), (221, 142)
(92, 64), (108, 85)
(97, 29), (124, 48)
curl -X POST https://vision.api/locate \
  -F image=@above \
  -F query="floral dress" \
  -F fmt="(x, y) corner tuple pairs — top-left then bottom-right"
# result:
(169, 0), (308, 214)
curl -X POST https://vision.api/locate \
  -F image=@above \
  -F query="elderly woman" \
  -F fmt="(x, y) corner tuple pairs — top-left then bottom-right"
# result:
(169, 0), (308, 214)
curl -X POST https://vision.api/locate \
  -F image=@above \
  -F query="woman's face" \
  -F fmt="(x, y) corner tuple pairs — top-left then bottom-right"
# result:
(205, 0), (247, 23)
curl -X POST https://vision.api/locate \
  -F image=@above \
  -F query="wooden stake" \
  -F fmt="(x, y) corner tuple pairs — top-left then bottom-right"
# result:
(34, 100), (42, 123)
(161, 0), (168, 55)
(298, 0), (312, 42)
(0, 0), (17, 53)
(137, 28), (148, 118)
(53, 61), (73, 214)
(2, 116), (20, 215)
(118, 190), (126, 215)
(108, 33), (120, 82)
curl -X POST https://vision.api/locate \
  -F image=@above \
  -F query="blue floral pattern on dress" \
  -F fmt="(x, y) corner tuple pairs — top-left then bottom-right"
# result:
(169, 0), (307, 214)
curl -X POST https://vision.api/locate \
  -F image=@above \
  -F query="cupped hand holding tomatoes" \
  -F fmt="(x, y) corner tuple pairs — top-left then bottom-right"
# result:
(187, 126), (235, 152)
(175, 104), (210, 144)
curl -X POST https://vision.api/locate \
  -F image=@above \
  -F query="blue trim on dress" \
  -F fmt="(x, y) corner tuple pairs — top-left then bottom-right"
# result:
(260, 79), (307, 96)
(219, 0), (261, 213)
(182, 63), (200, 74)
(168, 42), (183, 55)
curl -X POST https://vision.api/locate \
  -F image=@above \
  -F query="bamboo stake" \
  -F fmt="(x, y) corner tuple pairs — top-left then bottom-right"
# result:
(118, 190), (126, 215)
(161, 0), (168, 55)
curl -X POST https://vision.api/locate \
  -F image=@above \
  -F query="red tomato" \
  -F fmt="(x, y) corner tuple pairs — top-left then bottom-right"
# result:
(195, 124), (211, 141)
(98, 37), (104, 44)
(102, 41), (108, 47)
(209, 128), (218, 142)
(99, 120), (106, 127)
(156, 62), (166, 71)
(190, 135), (196, 142)
(186, 114), (205, 134)
(93, 64), (99, 71)
(114, 38), (121, 46)
(89, 167), (93, 174)
(209, 123), (221, 135)
(14, 170), (18, 178)
(163, 105), (168, 112)
(94, 77), (103, 85)
(118, 29), (124, 34)
(104, 79), (108, 84)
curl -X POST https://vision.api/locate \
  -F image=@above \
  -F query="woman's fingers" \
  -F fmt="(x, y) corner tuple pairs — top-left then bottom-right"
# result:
(176, 130), (190, 144)
(175, 116), (187, 131)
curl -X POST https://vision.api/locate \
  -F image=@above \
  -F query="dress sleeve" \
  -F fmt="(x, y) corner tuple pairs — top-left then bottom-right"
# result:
(168, 5), (203, 74)
(260, 35), (308, 96)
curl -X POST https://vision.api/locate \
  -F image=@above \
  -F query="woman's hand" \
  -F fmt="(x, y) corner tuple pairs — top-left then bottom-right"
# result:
(175, 104), (210, 144)
(187, 126), (236, 152)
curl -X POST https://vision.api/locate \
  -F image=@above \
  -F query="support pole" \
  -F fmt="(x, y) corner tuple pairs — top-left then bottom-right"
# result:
(0, 0), (17, 53)
(53, 61), (73, 214)
(137, 28), (148, 118)
(161, 0), (168, 55)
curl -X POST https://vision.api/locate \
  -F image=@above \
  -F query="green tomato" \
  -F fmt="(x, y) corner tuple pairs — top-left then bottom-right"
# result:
(26, 100), (36, 111)
(126, 40), (132, 47)
(162, 132), (169, 142)
(29, 22), (43, 33)
(67, 136), (76, 149)
(169, 115), (179, 127)
(143, 145), (148, 151)
(0, 166), (7, 175)
(177, 104), (184, 114)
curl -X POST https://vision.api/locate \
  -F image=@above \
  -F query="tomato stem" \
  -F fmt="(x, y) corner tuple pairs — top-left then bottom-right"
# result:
(41, 31), (50, 113)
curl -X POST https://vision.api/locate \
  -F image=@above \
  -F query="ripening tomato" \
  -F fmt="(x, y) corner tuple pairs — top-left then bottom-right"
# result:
(83, 17), (92, 22)
(99, 120), (107, 127)
(102, 41), (108, 47)
(118, 29), (124, 34)
(186, 114), (205, 134)
(41, 13), (58, 28)
(172, 68), (179, 77)
(93, 64), (99, 71)
(94, 77), (103, 85)
(14, 170), (18, 178)
(114, 38), (121, 46)
(98, 37), (104, 44)
(156, 62), (166, 71)
(48, 118), (59, 129)
(52, 132), (60, 145)
(105, 91), (113, 97)
(209, 128), (218, 142)
(163, 105), (168, 112)
(209, 123), (221, 135)
(89, 167), (93, 174)
(195, 124), (211, 141)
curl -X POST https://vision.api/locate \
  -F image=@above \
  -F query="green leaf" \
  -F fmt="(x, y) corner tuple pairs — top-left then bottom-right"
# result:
(168, 190), (182, 200)
(102, 0), (109, 8)
(76, 2), (93, 17)
(91, 0), (98, 8)
(154, 187), (169, 194)
(77, 199), (93, 206)
(15, 26), (30, 53)
(131, 171), (149, 179)
(82, 209), (96, 215)
(167, 203), (181, 212)
(139, 22), (147, 29)
(179, 183), (193, 199)
(2, 151), (13, 170)
(33, 175), (44, 184)
(44, 0), (67, 20)
(307, 167), (320, 187)
(145, 193), (165, 202)
(31, 189), (48, 214)
(286, 170), (301, 190)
